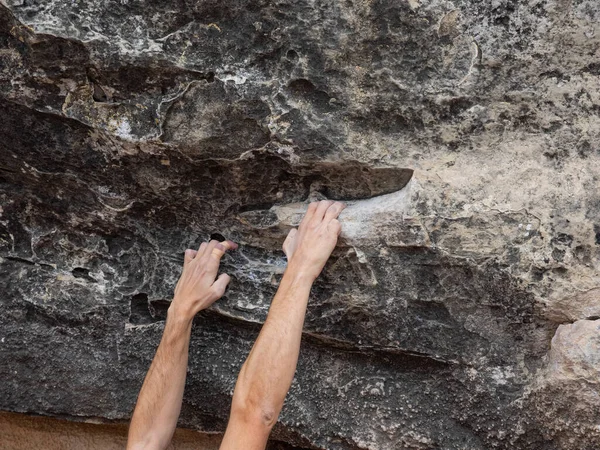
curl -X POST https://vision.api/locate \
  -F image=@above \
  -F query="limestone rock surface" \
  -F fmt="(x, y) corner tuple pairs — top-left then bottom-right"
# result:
(1, 0), (600, 448)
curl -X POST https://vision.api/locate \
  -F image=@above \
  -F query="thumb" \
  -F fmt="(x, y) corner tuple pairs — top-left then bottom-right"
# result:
(211, 273), (231, 300)
(283, 228), (298, 258)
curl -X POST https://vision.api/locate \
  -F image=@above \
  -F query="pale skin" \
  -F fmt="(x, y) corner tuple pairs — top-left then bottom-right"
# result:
(127, 200), (345, 450)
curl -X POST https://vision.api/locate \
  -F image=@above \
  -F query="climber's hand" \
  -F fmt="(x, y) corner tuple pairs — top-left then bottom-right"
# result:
(170, 239), (238, 321)
(283, 200), (345, 281)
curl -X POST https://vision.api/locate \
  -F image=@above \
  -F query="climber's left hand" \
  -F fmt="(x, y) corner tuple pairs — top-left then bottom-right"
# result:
(170, 239), (238, 321)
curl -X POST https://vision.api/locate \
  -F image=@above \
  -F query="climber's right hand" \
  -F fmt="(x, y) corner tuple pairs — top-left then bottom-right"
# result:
(282, 200), (345, 282)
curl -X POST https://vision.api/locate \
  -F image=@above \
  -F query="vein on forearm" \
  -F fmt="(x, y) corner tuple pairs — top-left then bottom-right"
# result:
(236, 270), (313, 418)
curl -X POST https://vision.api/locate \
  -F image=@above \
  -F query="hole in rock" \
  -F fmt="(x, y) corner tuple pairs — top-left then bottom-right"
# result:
(584, 63), (600, 75)
(92, 83), (108, 102)
(288, 78), (317, 94)
(129, 294), (171, 324)
(493, 15), (510, 28)
(71, 267), (95, 282)
(149, 299), (171, 321)
(286, 49), (299, 61)
(205, 71), (215, 83)
(286, 78), (336, 112)
(129, 293), (154, 325)
(210, 232), (227, 242)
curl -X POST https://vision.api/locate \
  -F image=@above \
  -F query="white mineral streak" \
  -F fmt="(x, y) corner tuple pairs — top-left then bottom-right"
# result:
(271, 179), (421, 247)
(108, 117), (133, 141)
(218, 73), (248, 85)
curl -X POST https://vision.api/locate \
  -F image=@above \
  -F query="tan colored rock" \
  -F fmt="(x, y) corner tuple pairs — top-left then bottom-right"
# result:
(547, 319), (600, 382)
(545, 288), (600, 323)
(531, 320), (600, 447)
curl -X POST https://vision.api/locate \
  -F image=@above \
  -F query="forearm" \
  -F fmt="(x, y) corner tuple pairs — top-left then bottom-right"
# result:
(127, 310), (192, 450)
(233, 266), (314, 424)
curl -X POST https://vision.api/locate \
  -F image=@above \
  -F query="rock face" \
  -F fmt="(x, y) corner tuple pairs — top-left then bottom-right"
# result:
(1, 0), (600, 448)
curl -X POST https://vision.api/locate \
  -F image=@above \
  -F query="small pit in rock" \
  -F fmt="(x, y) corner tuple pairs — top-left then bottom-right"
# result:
(210, 232), (227, 242)
(71, 267), (95, 282)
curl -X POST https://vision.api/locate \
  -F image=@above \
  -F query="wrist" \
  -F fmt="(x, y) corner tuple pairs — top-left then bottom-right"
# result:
(167, 302), (195, 328)
(163, 306), (193, 348)
(284, 262), (318, 285)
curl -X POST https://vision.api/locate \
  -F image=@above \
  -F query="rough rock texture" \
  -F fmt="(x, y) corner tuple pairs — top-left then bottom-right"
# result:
(1, 0), (600, 448)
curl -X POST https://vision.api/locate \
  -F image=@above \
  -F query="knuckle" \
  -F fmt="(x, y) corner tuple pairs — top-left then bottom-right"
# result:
(210, 249), (223, 259)
(213, 286), (225, 297)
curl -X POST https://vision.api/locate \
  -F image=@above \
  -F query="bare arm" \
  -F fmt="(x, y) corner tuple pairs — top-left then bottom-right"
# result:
(220, 200), (345, 450)
(127, 239), (237, 450)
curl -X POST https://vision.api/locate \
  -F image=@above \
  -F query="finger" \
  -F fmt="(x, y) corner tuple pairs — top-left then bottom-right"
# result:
(197, 242), (208, 257)
(329, 218), (342, 236)
(209, 240), (237, 259)
(211, 273), (231, 299)
(324, 201), (346, 221)
(282, 228), (298, 256)
(225, 240), (239, 251)
(312, 200), (335, 223)
(203, 239), (220, 260)
(184, 249), (198, 267)
(300, 202), (319, 227)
